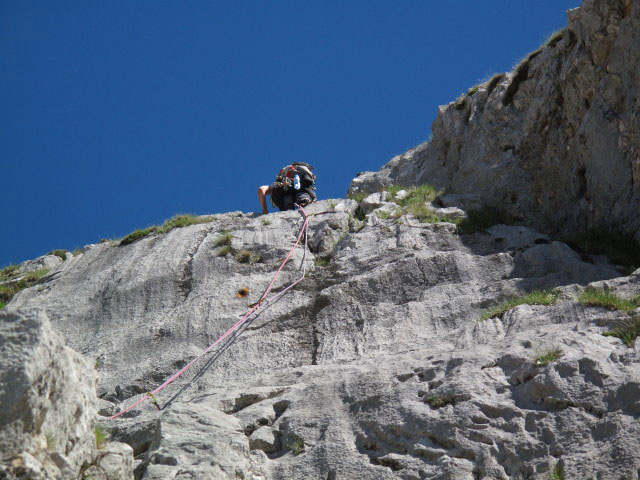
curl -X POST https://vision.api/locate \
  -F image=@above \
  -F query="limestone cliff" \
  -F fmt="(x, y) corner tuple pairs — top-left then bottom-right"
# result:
(2, 0), (640, 479)
(3, 197), (640, 479)
(350, 0), (640, 241)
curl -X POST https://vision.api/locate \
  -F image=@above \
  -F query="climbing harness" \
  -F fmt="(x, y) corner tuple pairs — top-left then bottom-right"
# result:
(109, 206), (311, 420)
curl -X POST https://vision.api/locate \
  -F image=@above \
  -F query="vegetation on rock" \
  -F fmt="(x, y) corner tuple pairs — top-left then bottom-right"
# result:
(0, 268), (50, 306)
(120, 214), (214, 246)
(603, 316), (640, 347)
(535, 348), (563, 367)
(578, 287), (640, 313)
(481, 289), (560, 320)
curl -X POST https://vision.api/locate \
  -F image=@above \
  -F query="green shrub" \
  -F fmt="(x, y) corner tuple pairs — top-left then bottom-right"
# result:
(578, 287), (640, 313)
(564, 228), (640, 273)
(47, 250), (67, 261)
(382, 184), (455, 224)
(376, 210), (393, 220)
(425, 396), (451, 409)
(314, 256), (331, 267)
(158, 214), (213, 232)
(71, 247), (85, 255)
(287, 437), (305, 456)
(213, 231), (233, 247)
(95, 425), (109, 449)
(383, 184), (405, 199)
(260, 218), (271, 226)
(0, 264), (20, 281)
(547, 463), (566, 480)
(457, 206), (514, 234)
(235, 249), (253, 264)
(0, 301), (5, 310)
(395, 185), (441, 208)
(0, 268), (50, 305)
(120, 227), (156, 246)
(120, 214), (214, 246)
(603, 316), (640, 347)
(328, 200), (336, 210)
(347, 191), (368, 203)
(216, 245), (232, 257)
(467, 85), (479, 97)
(535, 348), (563, 367)
(23, 268), (49, 282)
(481, 289), (560, 321)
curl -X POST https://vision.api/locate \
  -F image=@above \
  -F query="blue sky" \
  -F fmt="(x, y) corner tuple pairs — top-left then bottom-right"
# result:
(2, 0), (579, 266)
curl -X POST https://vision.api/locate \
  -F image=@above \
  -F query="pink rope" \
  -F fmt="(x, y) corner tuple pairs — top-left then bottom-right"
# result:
(110, 207), (309, 420)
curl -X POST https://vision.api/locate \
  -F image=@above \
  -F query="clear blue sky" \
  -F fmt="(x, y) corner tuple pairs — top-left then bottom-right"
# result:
(2, 0), (579, 266)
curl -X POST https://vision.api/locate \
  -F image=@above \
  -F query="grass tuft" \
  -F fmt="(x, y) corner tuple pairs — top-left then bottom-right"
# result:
(314, 256), (332, 267)
(287, 437), (305, 456)
(547, 463), (566, 480)
(120, 227), (156, 246)
(216, 245), (232, 257)
(213, 231), (233, 247)
(0, 268), (50, 307)
(47, 250), (67, 261)
(0, 301), (5, 310)
(481, 289), (560, 321)
(467, 85), (479, 97)
(425, 396), (452, 409)
(260, 218), (271, 226)
(158, 214), (213, 232)
(120, 214), (214, 246)
(534, 348), (563, 367)
(347, 191), (368, 204)
(328, 200), (336, 210)
(234, 249), (262, 264)
(603, 316), (640, 347)
(0, 264), (21, 282)
(578, 287), (640, 313)
(95, 424), (109, 449)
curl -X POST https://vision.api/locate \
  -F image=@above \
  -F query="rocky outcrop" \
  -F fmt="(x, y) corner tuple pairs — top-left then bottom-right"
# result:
(4, 198), (640, 479)
(0, 309), (133, 479)
(3, 1), (640, 478)
(350, 0), (640, 241)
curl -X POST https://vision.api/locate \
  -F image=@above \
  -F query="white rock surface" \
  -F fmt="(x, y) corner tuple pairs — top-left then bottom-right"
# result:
(0, 309), (134, 479)
(4, 197), (639, 479)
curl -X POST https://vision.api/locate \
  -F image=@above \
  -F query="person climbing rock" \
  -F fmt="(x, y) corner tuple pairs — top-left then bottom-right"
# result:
(258, 162), (317, 214)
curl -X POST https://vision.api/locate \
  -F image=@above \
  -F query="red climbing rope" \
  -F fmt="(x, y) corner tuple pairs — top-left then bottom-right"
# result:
(109, 206), (310, 419)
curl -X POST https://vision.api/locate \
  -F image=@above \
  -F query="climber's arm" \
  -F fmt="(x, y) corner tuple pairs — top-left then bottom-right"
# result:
(258, 185), (271, 215)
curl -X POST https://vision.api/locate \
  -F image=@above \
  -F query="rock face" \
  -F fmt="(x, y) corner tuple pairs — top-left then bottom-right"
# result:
(3, 1), (640, 478)
(0, 309), (133, 479)
(349, 0), (640, 241)
(5, 197), (640, 479)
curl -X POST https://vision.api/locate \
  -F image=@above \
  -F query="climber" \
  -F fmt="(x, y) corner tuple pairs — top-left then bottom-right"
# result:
(258, 162), (317, 214)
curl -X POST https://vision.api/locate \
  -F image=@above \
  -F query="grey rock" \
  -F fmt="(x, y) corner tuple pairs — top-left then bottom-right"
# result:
(360, 191), (391, 214)
(0, 309), (134, 479)
(5, 195), (639, 478)
(3, 2), (640, 478)
(0, 309), (97, 477)
(249, 427), (281, 454)
(439, 194), (482, 211)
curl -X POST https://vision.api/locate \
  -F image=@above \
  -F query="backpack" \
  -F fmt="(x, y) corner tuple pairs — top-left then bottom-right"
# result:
(271, 162), (317, 209)
(275, 162), (316, 188)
